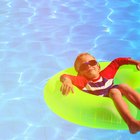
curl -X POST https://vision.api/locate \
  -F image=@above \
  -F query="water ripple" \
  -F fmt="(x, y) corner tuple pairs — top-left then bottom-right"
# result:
(25, 0), (37, 23)
(107, 8), (114, 23)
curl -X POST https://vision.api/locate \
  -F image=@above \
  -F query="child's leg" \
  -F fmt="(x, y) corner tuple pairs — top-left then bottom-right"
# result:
(117, 84), (140, 109)
(109, 88), (140, 134)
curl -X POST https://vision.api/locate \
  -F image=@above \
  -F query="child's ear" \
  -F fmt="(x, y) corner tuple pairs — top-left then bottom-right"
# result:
(77, 71), (82, 76)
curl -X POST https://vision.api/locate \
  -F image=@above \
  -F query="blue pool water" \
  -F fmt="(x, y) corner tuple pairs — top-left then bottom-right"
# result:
(0, 0), (140, 139)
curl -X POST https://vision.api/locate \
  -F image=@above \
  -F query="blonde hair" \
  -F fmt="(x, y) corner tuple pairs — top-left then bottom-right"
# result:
(74, 53), (95, 72)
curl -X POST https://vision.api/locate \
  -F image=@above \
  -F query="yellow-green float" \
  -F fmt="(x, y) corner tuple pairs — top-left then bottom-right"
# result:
(44, 62), (140, 130)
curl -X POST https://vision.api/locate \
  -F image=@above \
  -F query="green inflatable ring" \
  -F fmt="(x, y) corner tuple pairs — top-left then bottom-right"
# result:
(44, 62), (140, 130)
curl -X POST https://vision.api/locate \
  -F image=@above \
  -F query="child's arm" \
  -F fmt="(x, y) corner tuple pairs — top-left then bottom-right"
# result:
(100, 57), (140, 79)
(127, 58), (140, 70)
(60, 75), (74, 95)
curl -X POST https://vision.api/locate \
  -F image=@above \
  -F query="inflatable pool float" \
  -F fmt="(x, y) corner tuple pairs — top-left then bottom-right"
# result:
(44, 62), (140, 130)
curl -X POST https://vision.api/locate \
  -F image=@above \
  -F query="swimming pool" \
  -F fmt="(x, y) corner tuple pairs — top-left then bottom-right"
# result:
(0, 0), (140, 139)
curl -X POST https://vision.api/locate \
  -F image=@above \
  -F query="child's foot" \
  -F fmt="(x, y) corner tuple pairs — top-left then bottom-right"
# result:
(129, 121), (140, 134)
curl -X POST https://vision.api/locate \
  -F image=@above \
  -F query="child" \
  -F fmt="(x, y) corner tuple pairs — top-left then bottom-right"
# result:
(60, 53), (140, 134)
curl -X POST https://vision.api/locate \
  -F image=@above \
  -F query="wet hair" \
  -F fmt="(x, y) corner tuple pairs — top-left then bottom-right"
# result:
(74, 53), (96, 72)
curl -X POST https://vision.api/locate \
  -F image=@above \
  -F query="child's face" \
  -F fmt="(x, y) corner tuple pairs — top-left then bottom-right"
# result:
(76, 55), (100, 79)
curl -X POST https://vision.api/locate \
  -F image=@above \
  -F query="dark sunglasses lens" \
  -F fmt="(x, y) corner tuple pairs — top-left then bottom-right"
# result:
(89, 60), (97, 66)
(79, 60), (97, 71)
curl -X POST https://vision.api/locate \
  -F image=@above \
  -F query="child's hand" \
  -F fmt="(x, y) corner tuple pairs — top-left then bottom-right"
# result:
(60, 79), (74, 95)
(136, 63), (140, 70)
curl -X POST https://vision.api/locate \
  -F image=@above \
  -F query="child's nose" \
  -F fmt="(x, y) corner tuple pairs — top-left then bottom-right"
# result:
(87, 64), (92, 68)
(87, 64), (96, 69)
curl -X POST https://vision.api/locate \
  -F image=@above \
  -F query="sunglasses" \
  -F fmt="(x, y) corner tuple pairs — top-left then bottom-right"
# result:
(79, 60), (98, 71)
